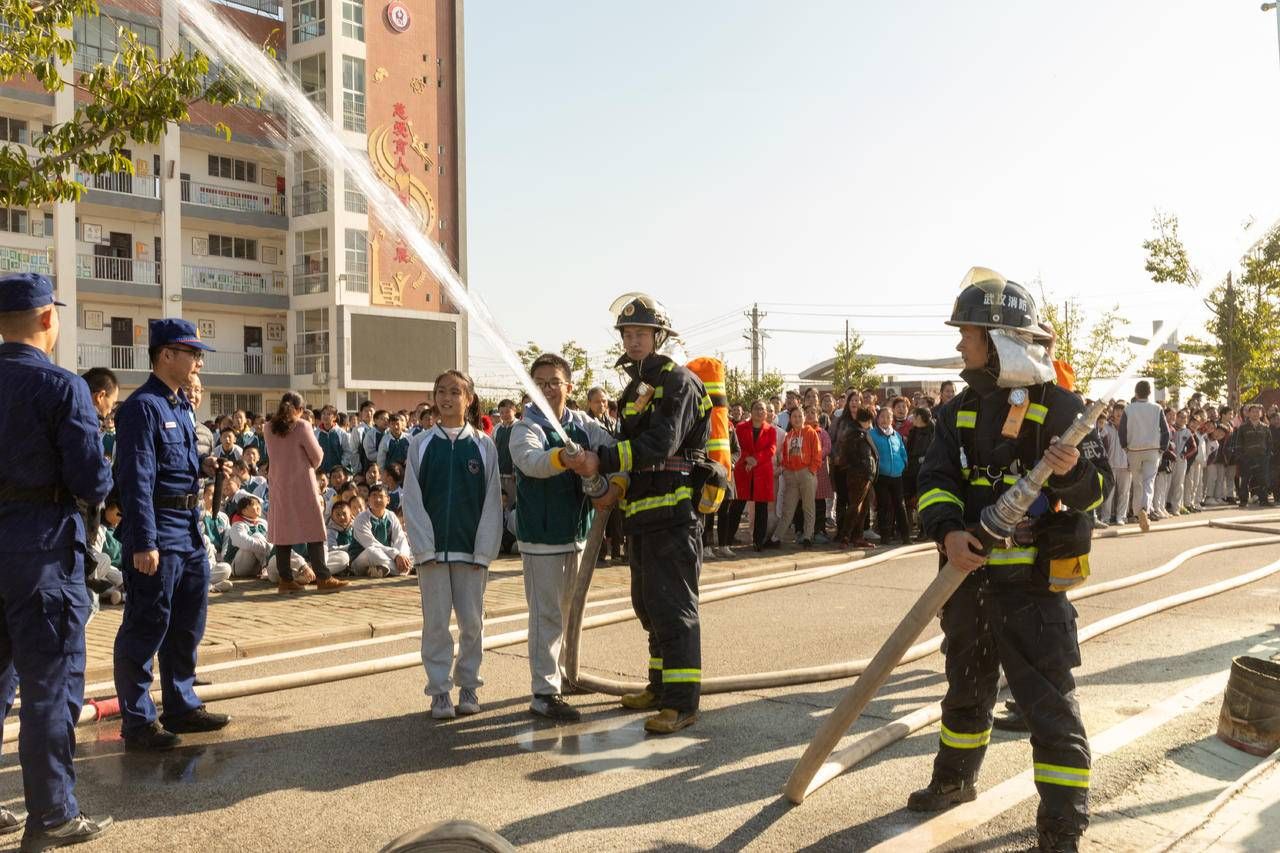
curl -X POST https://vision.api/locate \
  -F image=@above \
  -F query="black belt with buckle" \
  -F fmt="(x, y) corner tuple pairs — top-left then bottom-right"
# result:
(155, 493), (199, 510)
(0, 483), (65, 504)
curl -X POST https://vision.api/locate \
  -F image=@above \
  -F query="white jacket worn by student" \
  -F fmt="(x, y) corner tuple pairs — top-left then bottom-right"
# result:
(351, 506), (411, 577)
(226, 510), (318, 583)
(401, 423), (502, 701)
(510, 405), (620, 700)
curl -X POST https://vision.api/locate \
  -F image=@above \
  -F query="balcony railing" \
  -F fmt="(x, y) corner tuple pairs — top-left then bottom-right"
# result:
(77, 253), (160, 286)
(343, 261), (369, 293)
(182, 179), (285, 216)
(293, 260), (329, 295)
(342, 97), (365, 133)
(184, 264), (286, 297)
(78, 343), (286, 376)
(78, 171), (161, 200)
(291, 185), (328, 216)
(0, 244), (53, 276)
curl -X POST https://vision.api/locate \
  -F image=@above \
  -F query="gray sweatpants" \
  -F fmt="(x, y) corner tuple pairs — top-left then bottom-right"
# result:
(418, 561), (488, 696)
(521, 550), (579, 696)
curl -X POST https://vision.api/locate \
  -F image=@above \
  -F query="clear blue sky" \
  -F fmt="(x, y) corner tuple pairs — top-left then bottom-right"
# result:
(461, 1), (1280, 391)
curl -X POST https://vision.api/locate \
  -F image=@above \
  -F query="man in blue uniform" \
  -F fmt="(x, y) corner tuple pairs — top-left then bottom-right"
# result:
(113, 319), (231, 751)
(0, 272), (114, 849)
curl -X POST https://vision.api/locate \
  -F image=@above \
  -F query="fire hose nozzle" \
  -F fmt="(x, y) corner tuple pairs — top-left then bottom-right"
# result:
(561, 440), (611, 499)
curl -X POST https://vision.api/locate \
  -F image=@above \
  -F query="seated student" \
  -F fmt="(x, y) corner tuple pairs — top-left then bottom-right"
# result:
(329, 464), (351, 497)
(352, 484), (413, 577)
(199, 481), (233, 593)
(213, 428), (244, 463)
(90, 495), (126, 605)
(326, 500), (358, 576)
(317, 469), (335, 515)
(356, 482), (371, 501)
(364, 461), (383, 488)
(413, 405), (435, 436)
(384, 465), (404, 514)
(226, 494), (272, 579)
(232, 459), (269, 508)
(347, 493), (366, 517)
(377, 413), (411, 470)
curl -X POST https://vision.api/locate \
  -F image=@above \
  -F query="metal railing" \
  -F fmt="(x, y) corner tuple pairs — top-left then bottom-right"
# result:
(342, 97), (365, 132)
(212, 0), (284, 19)
(78, 343), (286, 376)
(343, 261), (369, 293)
(184, 264), (286, 297)
(181, 179), (285, 216)
(76, 253), (160, 286)
(78, 171), (161, 200)
(0, 244), (53, 276)
(293, 260), (329, 295)
(291, 185), (328, 216)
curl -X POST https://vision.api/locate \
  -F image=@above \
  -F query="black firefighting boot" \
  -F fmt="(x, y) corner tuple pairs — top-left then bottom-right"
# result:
(906, 778), (978, 812)
(993, 699), (1031, 733)
(1037, 828), (1081, 852)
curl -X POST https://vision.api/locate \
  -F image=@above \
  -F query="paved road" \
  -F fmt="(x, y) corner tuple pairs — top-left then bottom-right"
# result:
(5, 515), (1280, 852)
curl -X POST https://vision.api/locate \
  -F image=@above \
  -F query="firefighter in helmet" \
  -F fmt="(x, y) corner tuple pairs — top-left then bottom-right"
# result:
(562, 293), (713, 734)
(910, 268), (1112, 853)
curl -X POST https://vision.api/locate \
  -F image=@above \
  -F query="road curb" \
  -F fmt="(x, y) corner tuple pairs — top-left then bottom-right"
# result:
(82, 545), (877, 684)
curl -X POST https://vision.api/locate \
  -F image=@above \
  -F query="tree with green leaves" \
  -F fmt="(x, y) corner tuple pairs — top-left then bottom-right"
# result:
(829, 330), (879, 396)
(1038, 294), (1131, 395)
(517, 339), (604, 401)
(725, 367), (784, 407)
(0, 0), (255, 208)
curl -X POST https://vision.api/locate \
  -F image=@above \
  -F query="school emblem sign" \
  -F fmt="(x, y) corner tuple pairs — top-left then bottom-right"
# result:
(385, 1), (411, 32)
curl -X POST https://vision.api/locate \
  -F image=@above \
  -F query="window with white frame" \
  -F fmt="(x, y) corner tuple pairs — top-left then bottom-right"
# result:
(208, 234), (258, 260)
(292, 149), (328, 215)
(209, 392), (263, 418)
(74, 15), (160, 72)
(344, 166), (367, 213)
(0, 209), (29, 234)
(295, 308), (329, 376)
(342, 57), (365, 132)
(208, 155), (258, 184)
(291, 55), (326, 108)
(341, 0), (364, 41)
(294, 228), (329, 295)
(344, 229), (368, 292)
(291, 0), (325, 43)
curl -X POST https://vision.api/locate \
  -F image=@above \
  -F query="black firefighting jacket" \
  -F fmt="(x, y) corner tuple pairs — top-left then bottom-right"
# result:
(597, 354), (711, 533)
(917, 372), (1113, 558)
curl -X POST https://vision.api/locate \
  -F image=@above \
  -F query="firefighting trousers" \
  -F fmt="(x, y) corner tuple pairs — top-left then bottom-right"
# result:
(933, 575), (1091, 837)
(628, 522), (702, 712)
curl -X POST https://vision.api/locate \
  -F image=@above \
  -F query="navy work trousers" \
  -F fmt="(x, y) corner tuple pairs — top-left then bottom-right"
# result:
(113, 548), (209, 734)
(0, 548), (90, 829)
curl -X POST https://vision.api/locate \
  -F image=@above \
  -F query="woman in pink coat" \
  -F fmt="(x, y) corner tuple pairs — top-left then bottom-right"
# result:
(729, 400), (777, 551)
(265, 392), (349, 593)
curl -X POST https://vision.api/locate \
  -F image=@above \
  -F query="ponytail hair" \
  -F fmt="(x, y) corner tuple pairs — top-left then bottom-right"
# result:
(270, 391), (306, 437)
(433, 369), (481, 429)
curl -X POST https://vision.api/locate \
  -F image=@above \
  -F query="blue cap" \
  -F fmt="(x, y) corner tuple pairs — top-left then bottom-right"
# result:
(149, 318), (216, 352)
(0, 273), (65, 312)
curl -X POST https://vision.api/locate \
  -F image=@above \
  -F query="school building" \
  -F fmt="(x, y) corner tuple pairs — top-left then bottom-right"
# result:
(0, 0), (467, 419)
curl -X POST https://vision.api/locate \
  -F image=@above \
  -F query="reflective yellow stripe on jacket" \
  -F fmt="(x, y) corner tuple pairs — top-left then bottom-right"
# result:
(1026, 403), (1049, 424)
(956, 410), (977, 429)
(987, 546), (1037, 566)
(624, 485), (694, 518)
(918, 488), (963, 512)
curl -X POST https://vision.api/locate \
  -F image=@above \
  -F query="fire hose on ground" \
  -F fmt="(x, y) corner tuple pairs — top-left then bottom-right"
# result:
(3, 516), (1276, 748)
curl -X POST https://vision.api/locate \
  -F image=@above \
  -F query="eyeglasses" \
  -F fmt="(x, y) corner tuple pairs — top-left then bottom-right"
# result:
(166, 347), (205, 364)
(534, 379), (565, 390)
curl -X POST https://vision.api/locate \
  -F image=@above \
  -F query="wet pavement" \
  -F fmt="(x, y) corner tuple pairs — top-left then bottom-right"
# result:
(2, 517), (1279, 851)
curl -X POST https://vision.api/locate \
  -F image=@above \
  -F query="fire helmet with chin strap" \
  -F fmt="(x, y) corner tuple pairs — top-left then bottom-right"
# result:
(610, 292), (678, 349)
(946, 267), (1051, 342)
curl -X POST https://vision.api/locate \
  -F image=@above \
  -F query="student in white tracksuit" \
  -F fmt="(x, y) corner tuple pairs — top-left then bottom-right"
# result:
(509, 353), (621, 721)
(401, 371), (502, 720)
(352, 486), (412, 577)
(1100, 406), (1130, 525)
(1119, 381), (1170, 526)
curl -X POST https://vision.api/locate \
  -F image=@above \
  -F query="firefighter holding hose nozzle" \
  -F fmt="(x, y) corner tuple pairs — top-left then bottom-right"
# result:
(910, 268), (1113, 853)
(562, 293), (720, 735)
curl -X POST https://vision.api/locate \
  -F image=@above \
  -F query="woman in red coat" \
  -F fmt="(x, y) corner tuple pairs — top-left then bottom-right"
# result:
(265, 392), (349, 593)
(729, 399), (777, 551)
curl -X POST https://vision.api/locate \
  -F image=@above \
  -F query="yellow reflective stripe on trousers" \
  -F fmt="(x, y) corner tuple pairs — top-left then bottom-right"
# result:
(918, 488), (963, 512)
(663, 668), (701, 683)
(1033, 762), (1090, 788)
(617, 440), (634, 472)
(624, 486), (694, 518)
(1026, 403), (1049, 424)
(1083, 472), (1105, 511)
(940, 724), (992, 749)
(987, 547), (1038, 566)
(956, 410), (977, 429)
(648, 657), (663, 670)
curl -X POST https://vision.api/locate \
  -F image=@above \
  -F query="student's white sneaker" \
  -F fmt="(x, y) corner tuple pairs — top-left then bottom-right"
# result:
(367, 565), (391, 579)
(457, 688), (481, 716)
(715, 546), (736, 559)
(701, 546), (714, 560)
(430, 693), (456, 720)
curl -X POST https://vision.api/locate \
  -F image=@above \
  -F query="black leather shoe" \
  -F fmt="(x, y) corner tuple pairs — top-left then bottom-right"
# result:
(123, 721), (181, 751)
(161, 705), (230, 734)
(20, 813), (113, 852)
(0, 805), (25, 836)
(906, 779), (977, 812)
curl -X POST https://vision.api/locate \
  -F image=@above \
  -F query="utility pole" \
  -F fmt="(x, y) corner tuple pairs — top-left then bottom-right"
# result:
(844, 318), (850, 350)
(1226, 271), (1239, 408)
(744, 303), (766, 382)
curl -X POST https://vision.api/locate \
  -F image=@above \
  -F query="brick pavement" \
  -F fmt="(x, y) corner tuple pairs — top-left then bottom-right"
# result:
(83, 544), (872, 683)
